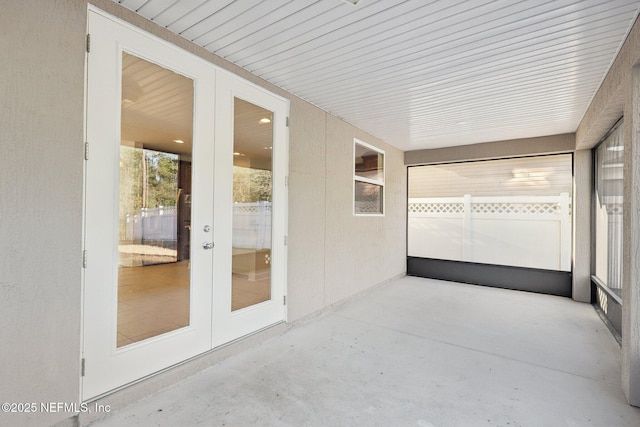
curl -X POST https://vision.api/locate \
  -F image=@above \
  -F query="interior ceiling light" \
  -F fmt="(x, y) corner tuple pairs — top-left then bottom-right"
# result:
(173, 139), (184, 144)
(259, 117), (271, 124)
(264, 146), (273, 150)
(233, 152), (245, 156)
(607, 145), (624, 151)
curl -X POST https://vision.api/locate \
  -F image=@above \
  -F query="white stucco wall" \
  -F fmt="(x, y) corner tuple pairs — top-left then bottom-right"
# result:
(0, 1), (86, 426)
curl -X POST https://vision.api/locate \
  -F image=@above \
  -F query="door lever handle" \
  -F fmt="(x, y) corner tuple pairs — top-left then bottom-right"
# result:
(202, 242), (214, 250)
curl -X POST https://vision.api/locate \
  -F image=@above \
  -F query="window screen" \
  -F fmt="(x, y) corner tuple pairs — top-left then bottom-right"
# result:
(408, 154), (573, 271)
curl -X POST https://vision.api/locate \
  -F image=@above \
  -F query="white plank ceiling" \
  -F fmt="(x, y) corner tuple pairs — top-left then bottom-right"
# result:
(113, 0), (640, 151)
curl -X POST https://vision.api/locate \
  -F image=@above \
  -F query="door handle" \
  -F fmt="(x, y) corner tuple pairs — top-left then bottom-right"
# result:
(202, 242), (214, 250)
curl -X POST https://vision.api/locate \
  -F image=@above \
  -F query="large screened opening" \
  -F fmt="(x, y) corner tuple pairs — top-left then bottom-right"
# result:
(407, 154), (573, 296)
(592, 120), (624, 336)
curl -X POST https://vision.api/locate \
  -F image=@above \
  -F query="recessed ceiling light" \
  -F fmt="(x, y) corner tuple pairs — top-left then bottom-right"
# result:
(607, 146), (624, 151)
(259, 118), (271, 124)
(173, 139), (184, 144)
(233, 152), (245, 156)
(264, 146), (272, 150)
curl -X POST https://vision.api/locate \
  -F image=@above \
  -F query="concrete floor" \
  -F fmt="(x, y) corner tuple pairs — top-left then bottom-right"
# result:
(90, 276), (640, 427)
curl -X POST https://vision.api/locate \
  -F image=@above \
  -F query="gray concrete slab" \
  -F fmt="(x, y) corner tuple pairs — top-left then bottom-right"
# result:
(89, 277), (640, 426)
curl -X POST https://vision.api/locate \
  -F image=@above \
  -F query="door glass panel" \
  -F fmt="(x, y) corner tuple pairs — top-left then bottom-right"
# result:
(232, 98), (273, 311)
(117, 52), (193, 347)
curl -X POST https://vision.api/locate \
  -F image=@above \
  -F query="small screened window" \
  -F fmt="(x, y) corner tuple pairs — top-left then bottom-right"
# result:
(354, 139), (384, 215)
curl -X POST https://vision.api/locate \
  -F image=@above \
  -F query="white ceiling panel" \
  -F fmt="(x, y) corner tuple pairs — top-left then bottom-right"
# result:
(113, 0), (640, 151)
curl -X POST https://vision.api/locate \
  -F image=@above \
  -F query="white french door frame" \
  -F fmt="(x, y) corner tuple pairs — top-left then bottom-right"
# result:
(83, 7), (288, 401)
(212, 71), (289, 346)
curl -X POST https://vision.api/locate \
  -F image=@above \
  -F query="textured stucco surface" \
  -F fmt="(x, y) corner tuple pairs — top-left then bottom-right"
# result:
(286, 98), (328, 321)
(324, 114), (406, 306)
(0, 1), (86, 426)
(622, 66), (640, 406)
(572, 150), (592, 303)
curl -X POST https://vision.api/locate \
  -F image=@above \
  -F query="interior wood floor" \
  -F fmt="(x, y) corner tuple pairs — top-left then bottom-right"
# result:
(117, 260), (270, 347)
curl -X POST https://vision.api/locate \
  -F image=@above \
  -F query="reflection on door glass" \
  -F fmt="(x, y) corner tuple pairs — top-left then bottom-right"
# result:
(117, 52), (193, 347)
(232, 98), (273, 311)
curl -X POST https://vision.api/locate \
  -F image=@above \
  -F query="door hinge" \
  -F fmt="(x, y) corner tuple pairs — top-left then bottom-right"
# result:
(84, 142), (89, 160)
(82, 250), (87, 268)
(286, 117), (289, 127)
(283, 295), (286, 305)
(285, 176), (289, 187)
(284, 236), (287, 246)
(86, 34), (90, 53)
(81, 358), (86, 377)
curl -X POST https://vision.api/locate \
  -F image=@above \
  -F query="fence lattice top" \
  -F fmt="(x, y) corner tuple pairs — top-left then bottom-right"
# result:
(233, 202), (272, 213)
(408, 203), (464, 214)
(408, 195), (571, 216)
(471, 202), (559, 215)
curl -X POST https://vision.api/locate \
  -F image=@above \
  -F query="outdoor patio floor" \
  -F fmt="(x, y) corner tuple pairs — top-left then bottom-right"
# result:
(90, 276), (640, 426)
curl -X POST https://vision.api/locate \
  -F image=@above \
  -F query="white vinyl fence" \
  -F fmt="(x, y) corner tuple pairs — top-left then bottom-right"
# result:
(233, 201), (272, 250)
(408, 193), (571, 271)
(123, 202), (272, 251)
(123, 206), (177, 247)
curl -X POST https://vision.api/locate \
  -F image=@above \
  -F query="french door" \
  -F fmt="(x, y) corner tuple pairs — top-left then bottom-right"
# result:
(83, 8), (287, 400)
(212, 72), (288, 345)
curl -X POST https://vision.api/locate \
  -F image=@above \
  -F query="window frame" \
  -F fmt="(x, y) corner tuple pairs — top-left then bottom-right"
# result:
(353, 138), (385, 216)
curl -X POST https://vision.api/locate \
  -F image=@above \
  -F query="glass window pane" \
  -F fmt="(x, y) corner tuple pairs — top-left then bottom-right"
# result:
(117, 53), (193, 347)
(232, 98), (273, 311)
(355, 142), (384, 182)
(407, 154), (573, 271)
(355, 181), (383, 214)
